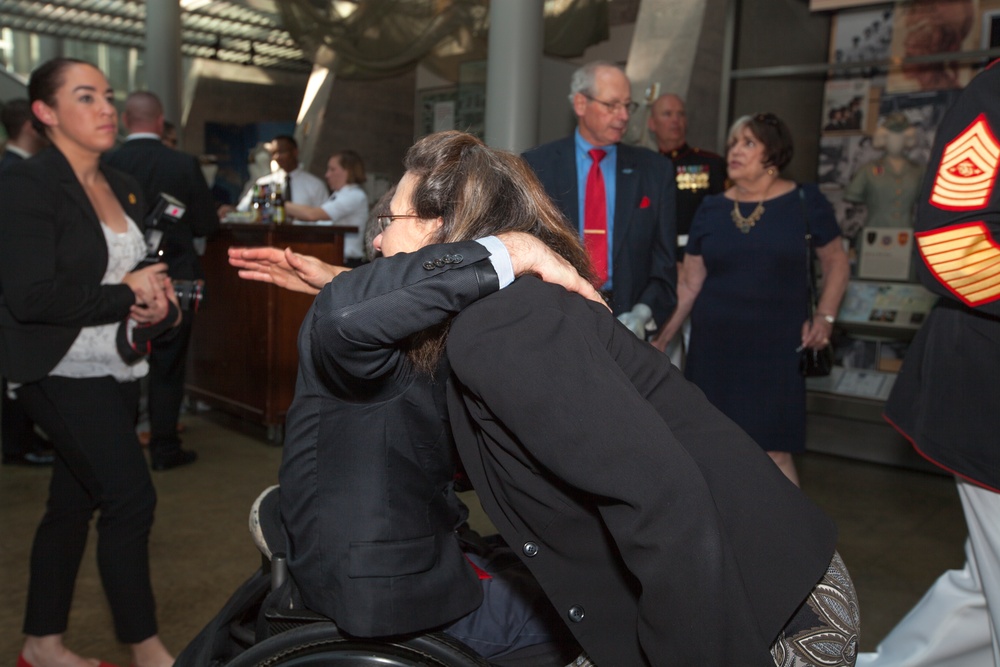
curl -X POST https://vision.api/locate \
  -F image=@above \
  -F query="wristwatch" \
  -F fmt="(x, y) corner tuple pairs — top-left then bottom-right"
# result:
(818, 313), (835, 324)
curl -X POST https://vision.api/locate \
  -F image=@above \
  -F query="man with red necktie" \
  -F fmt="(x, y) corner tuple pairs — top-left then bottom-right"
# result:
(523, 61), (677, 339)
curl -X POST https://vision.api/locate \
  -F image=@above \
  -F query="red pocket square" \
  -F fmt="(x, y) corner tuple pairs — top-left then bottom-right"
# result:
(639, 195), (651, 209)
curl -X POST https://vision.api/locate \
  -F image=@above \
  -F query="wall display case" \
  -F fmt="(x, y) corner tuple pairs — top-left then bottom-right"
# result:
(802, 1), (999, 426)
(808, 279), (937, 419)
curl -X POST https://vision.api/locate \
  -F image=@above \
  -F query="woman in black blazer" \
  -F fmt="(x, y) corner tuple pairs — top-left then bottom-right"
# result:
(0, 58), (178, 667)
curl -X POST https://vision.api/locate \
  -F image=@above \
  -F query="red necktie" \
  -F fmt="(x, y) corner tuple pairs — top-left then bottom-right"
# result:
(584, 148), (608, 286)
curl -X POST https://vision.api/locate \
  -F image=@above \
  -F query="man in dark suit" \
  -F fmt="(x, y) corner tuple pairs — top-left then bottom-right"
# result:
(1, 99), (46, 169)
(0, 99), (52, 466)
(104, 91), (219, 470)
(522, 61), (677, 337)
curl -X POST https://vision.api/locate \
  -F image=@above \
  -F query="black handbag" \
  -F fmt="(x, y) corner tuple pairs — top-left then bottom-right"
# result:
(798, 187), (834, 377)
(800, 341), (834, 377)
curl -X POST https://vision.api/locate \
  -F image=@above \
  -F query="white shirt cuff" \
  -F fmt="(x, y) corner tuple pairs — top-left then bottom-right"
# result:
(475, 236), (514, 288)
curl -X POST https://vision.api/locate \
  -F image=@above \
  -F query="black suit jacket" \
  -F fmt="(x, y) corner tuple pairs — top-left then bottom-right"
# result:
(0, 146), (144, 383)
(104, 137), (218, 279)
(522, 137), (677, 323)
(447, 277), (838, 666)
(0, 148), (24, 172)
(280, 241), (501, 637)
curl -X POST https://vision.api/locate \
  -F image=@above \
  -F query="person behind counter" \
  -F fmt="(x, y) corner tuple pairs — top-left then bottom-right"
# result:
(228, 135), (328, 214)
(282, 150), (370, 267)
(0, 56), (179, 667)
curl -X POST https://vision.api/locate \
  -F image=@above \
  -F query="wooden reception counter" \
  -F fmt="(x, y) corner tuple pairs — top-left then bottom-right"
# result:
(186, 222), (354, 442)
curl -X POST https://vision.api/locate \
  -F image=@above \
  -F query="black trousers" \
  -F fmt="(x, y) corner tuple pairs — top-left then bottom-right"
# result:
(2, 377), (44, 459)
(16, 375), (158, 643)
(148, 311), (194, 459)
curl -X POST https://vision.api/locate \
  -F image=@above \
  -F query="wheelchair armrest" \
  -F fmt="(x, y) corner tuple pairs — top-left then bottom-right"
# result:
(249, 485), (285, 560)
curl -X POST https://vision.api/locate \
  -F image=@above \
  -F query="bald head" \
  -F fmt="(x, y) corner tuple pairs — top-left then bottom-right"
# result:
(648, 93), (687, 153)
(123, 91), (164, 135)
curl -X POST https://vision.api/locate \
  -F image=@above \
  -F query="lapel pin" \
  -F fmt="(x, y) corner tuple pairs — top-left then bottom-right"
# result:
(622, 168), (634, 174)
(128, 193), (137, 204)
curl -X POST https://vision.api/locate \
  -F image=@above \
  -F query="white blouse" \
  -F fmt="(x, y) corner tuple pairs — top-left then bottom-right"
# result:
(49, 216), (149, 382)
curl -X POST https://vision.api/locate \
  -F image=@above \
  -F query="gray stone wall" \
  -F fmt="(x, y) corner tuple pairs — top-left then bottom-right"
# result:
(730, 0), (832, 182)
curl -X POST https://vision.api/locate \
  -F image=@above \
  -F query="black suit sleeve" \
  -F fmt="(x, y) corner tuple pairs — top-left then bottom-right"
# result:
(637, 151), (677, 322)
(0, 165), (135, 327)
(310, 241), (499, 384)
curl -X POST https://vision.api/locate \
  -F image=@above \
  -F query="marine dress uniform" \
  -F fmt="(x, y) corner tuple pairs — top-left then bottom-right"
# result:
(662, 143), (725, 254)
(859, 59), (1000, 667)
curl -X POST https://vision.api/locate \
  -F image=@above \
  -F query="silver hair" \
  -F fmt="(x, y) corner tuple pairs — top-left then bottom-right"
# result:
(567, 60), (623, 105)
(727, 115), (753, 145)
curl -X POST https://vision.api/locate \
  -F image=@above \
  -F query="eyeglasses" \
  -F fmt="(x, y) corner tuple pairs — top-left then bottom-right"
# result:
(375, 214), (421, 229)
(582, 94), (639, 115)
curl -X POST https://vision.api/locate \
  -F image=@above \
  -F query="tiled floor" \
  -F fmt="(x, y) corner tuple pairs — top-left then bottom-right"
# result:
(0, 410), (967, 665)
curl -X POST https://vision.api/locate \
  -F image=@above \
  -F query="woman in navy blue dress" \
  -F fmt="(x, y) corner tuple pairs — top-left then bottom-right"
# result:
(654, 113), (849, 485)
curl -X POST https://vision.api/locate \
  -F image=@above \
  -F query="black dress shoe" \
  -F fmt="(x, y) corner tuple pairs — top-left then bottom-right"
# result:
(2, 450), (54, 466)
(151, 448), (198, 471)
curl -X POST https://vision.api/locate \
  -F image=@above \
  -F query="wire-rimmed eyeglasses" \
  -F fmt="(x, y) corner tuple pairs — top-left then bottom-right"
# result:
(582, 93), (639, 115)
(376, 214), (421, 229)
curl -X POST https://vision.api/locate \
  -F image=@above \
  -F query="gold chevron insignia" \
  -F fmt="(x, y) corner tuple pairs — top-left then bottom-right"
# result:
(917, 222), (1000, 306)
(930, 114), (1000, 211)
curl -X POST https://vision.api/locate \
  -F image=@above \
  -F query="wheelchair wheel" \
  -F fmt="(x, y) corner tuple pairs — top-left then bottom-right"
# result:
(225, 621), (492, 667)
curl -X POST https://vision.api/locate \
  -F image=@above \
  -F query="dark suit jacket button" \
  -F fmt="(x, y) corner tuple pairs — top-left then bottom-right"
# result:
(423, 261), (436, 270)
(434, 258), (445, 267)
(442, 254), (454, 263)
(567, 605), (585, 622)
(452, 254), (463, 263)
(522, 542), (539, 557)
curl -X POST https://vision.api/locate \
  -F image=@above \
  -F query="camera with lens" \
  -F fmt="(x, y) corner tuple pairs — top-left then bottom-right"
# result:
(134, 192), (205, 312)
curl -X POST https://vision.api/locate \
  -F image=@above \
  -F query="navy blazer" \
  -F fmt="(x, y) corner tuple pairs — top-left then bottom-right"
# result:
(0, 146), (144, 383)
(522, 137), (678, 324)
(104, 137), (219, 280)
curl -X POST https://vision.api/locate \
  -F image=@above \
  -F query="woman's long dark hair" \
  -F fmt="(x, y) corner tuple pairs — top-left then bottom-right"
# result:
(401, 131), (594, 373)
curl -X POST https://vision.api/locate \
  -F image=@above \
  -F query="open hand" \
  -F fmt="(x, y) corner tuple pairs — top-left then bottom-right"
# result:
(228, 246), (344, 295)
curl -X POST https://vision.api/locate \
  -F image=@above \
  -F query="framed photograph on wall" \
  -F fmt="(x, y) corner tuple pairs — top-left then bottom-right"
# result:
(818, 134), (884, 189)
(887, 0), (981, 94)
(829, 6), (895, 64)
(822, 79), (880, 134)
